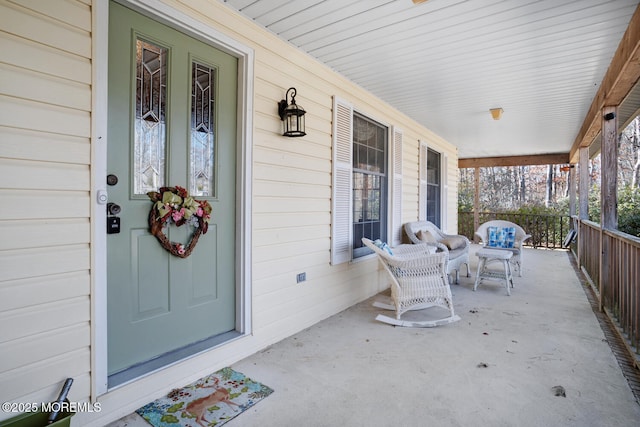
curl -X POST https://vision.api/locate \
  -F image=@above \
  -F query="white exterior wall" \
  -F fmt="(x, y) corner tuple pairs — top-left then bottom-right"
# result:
(0, 0), (94, 416)
(0, 0), (459, 425)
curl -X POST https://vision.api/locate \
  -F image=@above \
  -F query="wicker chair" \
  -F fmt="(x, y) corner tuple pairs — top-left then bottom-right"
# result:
(475, 220), (531, 277)
(362, 238), (460, 327)
(404, 221), (470, 284)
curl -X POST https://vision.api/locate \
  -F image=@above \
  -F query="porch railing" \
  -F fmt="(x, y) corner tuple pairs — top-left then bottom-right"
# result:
(578, 220), (601, 287)
(576, 218), (640, 360)
(458, 211), (571, 249)
(458, 212), (640, 362)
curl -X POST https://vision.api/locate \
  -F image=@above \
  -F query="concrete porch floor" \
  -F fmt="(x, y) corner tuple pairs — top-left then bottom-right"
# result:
(110, 245), (640, 427)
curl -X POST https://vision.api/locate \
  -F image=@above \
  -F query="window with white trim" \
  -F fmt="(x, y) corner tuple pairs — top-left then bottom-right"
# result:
(352, 113), (388, 258)
(331, 97), (403, 265)
(419, 142), (445, 228)
(426, 148), (441, 227)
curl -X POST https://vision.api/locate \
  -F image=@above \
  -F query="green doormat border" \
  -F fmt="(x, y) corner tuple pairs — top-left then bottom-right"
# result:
(136, 367), (273, 427)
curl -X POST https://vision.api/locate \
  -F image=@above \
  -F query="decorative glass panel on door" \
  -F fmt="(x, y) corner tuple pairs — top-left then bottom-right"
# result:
(134, 39), (167, 195)
(190, 61), (216, 197)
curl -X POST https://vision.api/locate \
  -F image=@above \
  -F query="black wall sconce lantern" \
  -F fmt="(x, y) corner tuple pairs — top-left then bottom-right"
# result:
(278, 87), (306, 137)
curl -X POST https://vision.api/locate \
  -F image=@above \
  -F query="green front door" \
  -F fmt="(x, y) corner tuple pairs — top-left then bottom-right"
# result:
(107, 1), (238, 376)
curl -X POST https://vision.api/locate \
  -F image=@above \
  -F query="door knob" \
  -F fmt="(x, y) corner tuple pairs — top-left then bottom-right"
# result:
(107, 202), (121, 216)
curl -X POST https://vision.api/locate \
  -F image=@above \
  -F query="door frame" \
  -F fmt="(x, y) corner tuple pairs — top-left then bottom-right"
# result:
(92, 0), (254, 397)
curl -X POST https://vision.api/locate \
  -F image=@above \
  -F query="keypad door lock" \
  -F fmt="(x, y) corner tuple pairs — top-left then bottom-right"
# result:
(106, 202), (122, 234)
(107, 217), (121, 234)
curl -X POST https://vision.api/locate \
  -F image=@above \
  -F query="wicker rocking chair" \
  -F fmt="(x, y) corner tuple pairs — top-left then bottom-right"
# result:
(362, 238), (461, 328)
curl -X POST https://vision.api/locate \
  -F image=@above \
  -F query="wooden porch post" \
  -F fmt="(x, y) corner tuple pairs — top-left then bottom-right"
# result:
(601, 107), (618, 230)
(600, 106), (618, 311)
(568, 164), (577, 257)
(569, 166), (576, 217)
(578, 147), (589, 267)
(578, 148), (589, 221)
(473, 167), (480, 242)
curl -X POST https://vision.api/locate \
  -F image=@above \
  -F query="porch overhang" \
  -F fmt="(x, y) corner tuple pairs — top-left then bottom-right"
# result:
(458, 153), (570, 168)
(569, 3), (640, 163)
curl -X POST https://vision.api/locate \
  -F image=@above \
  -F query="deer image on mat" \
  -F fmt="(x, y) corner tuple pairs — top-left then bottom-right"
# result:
(135, 367), (274, 427)
(184, 376), (241, 426)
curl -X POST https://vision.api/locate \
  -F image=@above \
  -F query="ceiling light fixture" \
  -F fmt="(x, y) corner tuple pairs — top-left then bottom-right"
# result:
(490, 108), (504, 120)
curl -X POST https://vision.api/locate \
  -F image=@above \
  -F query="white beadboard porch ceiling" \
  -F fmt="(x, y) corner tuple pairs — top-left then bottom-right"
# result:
(219, 0), (639, 160)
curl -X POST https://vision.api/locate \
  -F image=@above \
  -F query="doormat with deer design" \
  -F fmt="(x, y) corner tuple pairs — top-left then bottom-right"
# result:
(135, 367), (274, 427)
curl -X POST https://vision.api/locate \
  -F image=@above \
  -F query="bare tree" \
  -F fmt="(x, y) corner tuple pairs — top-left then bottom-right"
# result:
(545, 164), (554, 207)
(520, 166), (527, 203)
(631, 118), (640, 188)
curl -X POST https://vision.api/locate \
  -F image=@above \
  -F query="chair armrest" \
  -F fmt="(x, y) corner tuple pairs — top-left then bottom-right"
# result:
(412, 237), (458, 254)
(433, 241), (450, 253)
(393, 243), (439, 258)
(439, 230), (463, 240)
(458, 235), (471, 249)
(388, 250), (448, 273)
(515, 234), (532, 247)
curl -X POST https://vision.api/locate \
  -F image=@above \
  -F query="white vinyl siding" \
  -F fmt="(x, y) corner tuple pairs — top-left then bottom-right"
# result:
(0, 0), (92, 415)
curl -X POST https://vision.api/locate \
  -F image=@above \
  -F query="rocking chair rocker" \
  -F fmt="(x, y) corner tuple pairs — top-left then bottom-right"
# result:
(362, 238), (461, 328)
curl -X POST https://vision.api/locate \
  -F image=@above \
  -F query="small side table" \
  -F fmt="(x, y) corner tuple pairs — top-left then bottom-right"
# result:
(474, 249), (514, 295)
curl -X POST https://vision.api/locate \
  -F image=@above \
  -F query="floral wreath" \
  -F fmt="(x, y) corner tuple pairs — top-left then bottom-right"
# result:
(147, 186), (212, 258)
